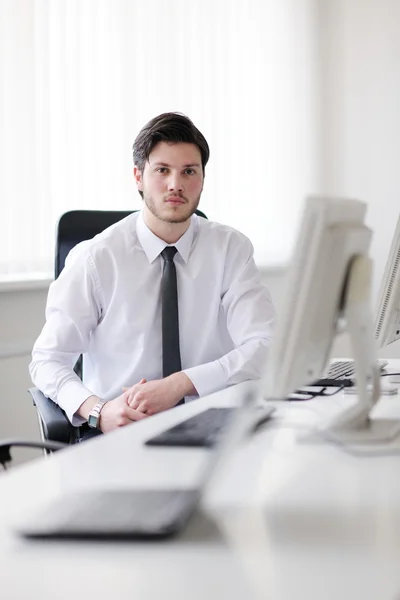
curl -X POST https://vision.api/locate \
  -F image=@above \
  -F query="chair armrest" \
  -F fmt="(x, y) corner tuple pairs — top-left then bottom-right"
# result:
(28, 387), (73, 444)
(0, 439), (67, 468)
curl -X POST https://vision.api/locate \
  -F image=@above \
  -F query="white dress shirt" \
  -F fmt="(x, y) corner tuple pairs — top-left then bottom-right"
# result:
(30, 211), (275, 425)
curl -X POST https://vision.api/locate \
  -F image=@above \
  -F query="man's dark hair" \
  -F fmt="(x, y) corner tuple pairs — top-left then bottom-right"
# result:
(132, 112), (210, 173)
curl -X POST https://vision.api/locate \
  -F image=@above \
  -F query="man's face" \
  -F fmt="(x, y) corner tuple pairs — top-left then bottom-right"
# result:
(134, 141), (204, 223)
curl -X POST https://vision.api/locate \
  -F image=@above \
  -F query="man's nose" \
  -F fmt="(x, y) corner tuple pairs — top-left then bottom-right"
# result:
(168, 173), (184, 192)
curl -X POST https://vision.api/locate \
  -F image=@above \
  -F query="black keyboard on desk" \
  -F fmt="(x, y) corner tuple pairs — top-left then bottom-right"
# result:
(145, 407), (236, 448)
(311, 359), (388, 387)
(311, 377), (354, 388)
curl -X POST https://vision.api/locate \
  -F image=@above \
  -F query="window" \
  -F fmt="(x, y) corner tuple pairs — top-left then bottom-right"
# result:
(0, 0), (320, 277)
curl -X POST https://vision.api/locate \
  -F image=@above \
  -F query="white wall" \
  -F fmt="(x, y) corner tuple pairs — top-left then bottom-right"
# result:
(319, 0), (400, 359)
(0, 286), (48, 466)
(321, 0), (400, 301)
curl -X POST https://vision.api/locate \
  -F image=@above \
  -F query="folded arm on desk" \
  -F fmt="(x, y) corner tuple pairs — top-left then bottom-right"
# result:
(183, 236), (275, 398)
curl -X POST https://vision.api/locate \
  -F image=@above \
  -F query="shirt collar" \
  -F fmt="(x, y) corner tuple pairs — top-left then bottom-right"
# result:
(136, 210), (195, 264)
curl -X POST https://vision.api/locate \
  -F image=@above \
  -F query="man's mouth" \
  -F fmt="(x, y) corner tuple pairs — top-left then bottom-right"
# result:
(166, 196), (185, 205)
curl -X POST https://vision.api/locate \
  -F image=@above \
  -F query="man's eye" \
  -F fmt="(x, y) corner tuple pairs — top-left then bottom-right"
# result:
(157, 167), (168, 174)
(184, 169), (195, 175)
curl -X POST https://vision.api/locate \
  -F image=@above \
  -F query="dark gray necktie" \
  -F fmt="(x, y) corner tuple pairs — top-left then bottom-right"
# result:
(161, 247), (184, 405)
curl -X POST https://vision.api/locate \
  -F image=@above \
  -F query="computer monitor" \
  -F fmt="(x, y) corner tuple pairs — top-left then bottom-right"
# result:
(262, 195), (400, 444)
(374, 214), (400, 349)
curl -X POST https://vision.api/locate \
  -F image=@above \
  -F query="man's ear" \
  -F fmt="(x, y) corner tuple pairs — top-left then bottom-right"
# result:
(133, 166), (143, 191)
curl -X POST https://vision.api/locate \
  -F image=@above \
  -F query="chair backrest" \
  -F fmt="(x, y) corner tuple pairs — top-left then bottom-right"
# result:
(55, 208), (208, 277)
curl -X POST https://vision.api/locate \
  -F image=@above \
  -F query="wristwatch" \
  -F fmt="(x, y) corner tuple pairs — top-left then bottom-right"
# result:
(87, 398), (108, 429)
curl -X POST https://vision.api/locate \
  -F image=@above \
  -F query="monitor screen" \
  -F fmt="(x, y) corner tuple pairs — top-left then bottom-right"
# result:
(261, 196), (400, 444)
(263, 195), (371, 401)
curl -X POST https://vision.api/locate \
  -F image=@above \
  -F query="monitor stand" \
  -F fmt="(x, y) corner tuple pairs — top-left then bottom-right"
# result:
(306, 255), (400, 446)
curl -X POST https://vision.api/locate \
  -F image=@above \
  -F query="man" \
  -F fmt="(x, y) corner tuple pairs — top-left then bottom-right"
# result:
(30, 112), (275, 439)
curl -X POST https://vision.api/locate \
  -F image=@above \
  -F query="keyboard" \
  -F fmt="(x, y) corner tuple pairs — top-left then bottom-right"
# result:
(145, 406), (275, 448)
(17, 489), (199, 539)
(145, 407), (236, 448)
(312, 359), (388, 387)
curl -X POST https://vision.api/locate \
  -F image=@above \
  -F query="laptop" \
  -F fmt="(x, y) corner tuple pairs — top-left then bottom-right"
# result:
(16, 393), (274, 540)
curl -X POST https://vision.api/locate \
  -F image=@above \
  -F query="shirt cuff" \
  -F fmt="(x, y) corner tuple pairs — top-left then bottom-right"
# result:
(56, 381), (97, 426)
(183, 360), (227, 398)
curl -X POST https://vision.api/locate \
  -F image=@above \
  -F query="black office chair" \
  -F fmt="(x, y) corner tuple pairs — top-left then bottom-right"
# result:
(29, 208), (208, 445)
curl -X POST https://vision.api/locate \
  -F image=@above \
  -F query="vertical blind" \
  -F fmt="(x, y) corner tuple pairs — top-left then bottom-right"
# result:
(0, 0), (320, 277)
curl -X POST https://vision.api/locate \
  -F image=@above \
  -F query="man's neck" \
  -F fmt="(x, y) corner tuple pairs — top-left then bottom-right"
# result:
(142, 209), (191, 244)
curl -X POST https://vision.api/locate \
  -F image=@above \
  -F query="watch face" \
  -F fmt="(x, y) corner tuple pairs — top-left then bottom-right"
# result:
(87, 414), (97, 429)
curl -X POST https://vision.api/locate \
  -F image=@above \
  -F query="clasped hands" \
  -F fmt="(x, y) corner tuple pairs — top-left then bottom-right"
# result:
(99, 372), (195, 433)
(123, 377), (180, 416)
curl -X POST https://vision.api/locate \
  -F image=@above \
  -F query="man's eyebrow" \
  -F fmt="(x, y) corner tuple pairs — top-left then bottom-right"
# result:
(151, 161), (201, 168)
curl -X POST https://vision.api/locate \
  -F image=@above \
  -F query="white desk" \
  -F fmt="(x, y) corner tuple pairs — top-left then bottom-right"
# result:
(2, 363), (400, 600)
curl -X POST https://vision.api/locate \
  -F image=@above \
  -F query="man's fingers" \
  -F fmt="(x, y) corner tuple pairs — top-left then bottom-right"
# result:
(137, 402), (154, 416)
(128, 391), (144, 410)
(122, 378), (146, 392)
(123, 405), (148, 421)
